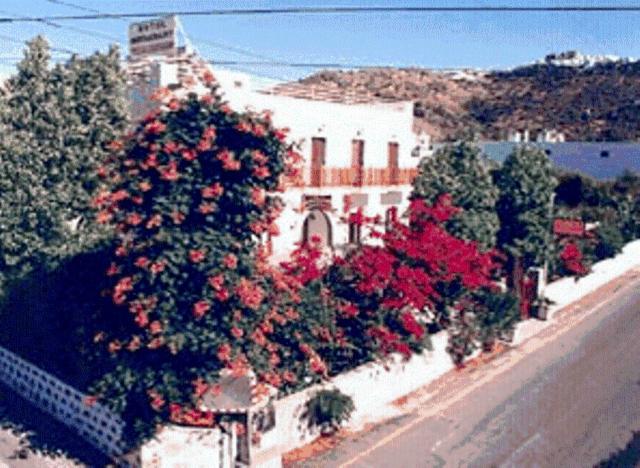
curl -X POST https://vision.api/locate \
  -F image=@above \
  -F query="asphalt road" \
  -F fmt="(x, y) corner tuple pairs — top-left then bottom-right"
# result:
(296, 268), (640, 468)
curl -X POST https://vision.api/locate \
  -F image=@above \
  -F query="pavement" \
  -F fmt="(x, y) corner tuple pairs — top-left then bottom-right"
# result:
(292, 266), (640, 467)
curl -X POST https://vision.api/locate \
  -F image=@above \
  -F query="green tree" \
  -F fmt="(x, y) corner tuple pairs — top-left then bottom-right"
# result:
(0, 37), (128, 280)
(411, 141), (499, 250)
(495, 145), (557, 270)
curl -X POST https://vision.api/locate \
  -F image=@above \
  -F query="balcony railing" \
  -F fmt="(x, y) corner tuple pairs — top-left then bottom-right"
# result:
(285, 166), (418, 188)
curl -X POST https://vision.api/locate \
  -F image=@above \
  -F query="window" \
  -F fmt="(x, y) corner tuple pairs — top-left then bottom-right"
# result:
(351, 139), (365, 186)
(385, 206), (398, 232)
(600, 150), (610, 158)
(388, 142), (399, 185)
(302, 209), (332, 248)
(310, 138), (326, 187)
(348, 220), (362, 244)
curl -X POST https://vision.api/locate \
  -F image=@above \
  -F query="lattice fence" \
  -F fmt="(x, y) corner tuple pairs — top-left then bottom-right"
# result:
(0, 346), (126, 457)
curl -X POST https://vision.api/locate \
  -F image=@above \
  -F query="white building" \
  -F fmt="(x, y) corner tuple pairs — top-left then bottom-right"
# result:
(126, 48), (426, 261)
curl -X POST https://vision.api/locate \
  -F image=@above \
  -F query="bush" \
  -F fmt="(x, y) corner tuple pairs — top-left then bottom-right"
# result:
(302, 388), (354, 435)
(594, 224), (625, 261)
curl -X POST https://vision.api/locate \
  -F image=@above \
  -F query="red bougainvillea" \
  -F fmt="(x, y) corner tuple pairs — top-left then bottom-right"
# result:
(559, 241), (588, 276)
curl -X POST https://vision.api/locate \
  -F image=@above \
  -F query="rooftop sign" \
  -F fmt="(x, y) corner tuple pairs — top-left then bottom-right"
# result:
(128, 16), (176, 58)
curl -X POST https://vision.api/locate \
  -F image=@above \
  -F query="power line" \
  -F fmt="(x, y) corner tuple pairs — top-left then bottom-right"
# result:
(44, 0), (287, 64)
(0, 32), (75, 55)
(208, 60), (408, 69)
(2, 5), (640, 22)
(43, 0), (313, 77)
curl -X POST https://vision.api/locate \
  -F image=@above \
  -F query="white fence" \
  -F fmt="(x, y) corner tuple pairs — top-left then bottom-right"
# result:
(0, 345), (126, 456)
(0, 345), (240, 467)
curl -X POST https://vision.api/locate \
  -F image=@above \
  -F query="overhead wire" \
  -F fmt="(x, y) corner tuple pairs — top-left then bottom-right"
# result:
(2, 5), (640, 23)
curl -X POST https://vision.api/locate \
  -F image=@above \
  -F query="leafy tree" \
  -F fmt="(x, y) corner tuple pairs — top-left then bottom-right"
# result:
(0, 36), (128, 281)
(495, 145), (557, 270)
(412, 141), (499, 250)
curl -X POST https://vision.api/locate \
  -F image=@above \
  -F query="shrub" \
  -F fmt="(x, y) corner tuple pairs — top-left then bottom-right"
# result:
(302, 388), (355, 435)
(594, 223), (625, 261)
(412, 141), (499, 250)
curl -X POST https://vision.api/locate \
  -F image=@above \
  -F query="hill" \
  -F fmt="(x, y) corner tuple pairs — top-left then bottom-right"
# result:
(290, 52), (640, 142)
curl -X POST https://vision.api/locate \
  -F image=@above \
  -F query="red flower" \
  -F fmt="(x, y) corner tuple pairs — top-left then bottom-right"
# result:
(146, 214), (162, 229)
(181, 148), (197, 161)
(253, 124), (266, 138)
(198, 203), (216, 214)
(192, 378), (209, 398)
(160, 161), (179, 181)
(139, 180), (152, 192)
(148, 389), (165, 411)
(208, 274), (224, 290)
(231, 326), (244, 339)
(135, 313), (149, 328)
(201, 183), (224, 198)
(171, 211), (186, 225)
(83, 395), (99, 407)
(223, 254), (237, 269)
(189, 249), (206, 263)
(135, 256), (150, 269)
(217, 343), (232, 362)
(400, 312), (424, 339)
(97, 210), (112, 224)
(149, 320), (163, 335)
(235, 121), (251, 133)
(150, 261), (166, 275)
(193, 300), (210, 319)
(202, 70), (216, 84)
(309, 356), (327, 375)
(251, 188), (266, 207)
(106, 263), (119, 276)
(108, 340), (122, 354)
(216, 288), (230, 302)
(164, 141), (178, 154)
(235, 278), (264, 310)
(274, 127), (289, 141)
(168, 99), (180, 111)
(197, 139), (212, 152)
(203, 126), (217, 140)
(251, 150), (268, 165)
(253, 166), (271, 179)
(144, 120), (166, 135)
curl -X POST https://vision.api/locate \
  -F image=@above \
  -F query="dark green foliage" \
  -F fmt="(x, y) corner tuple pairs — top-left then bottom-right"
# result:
(594, 224), (625, 261)
(0, 36), (128, 282)
(495, 145), (557, 270)
(446, 289), (519, 365)
(412, 141), (499, 250)
(302, 388), (355, 434)
(0, 242), (119, 390)
(473, 289), (519, 351)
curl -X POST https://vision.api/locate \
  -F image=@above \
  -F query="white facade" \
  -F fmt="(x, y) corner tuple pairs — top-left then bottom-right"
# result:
(126, 55), (425, 261)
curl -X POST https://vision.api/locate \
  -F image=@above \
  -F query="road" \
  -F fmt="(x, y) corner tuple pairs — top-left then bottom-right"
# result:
(294, 268), (640, 468)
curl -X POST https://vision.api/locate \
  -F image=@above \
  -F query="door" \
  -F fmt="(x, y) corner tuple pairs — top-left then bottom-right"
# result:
(351, 139), (365, 186)
(311, 138), (326, 187)
(388, 142), (399, 185)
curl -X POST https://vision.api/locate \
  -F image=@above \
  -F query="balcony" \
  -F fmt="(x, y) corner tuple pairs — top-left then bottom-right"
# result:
(285, 166), (418, 188)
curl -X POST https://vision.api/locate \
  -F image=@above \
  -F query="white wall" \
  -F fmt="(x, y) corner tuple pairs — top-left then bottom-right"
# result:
(271, 185), (413, 261)
(236, 93), (418, 170)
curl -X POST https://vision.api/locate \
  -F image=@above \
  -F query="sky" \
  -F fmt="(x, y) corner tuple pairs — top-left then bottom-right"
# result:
(1, 0), (640, 81)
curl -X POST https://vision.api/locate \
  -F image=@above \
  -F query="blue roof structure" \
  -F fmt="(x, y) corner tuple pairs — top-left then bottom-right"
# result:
(472, 142), (640, 180)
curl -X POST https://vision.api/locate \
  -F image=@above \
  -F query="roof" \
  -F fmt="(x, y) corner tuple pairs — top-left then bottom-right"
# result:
(433, 142), (640, 180)
(263, 82), (408, 105)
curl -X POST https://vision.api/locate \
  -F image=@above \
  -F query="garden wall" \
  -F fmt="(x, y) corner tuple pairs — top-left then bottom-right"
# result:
(254, 239), (640, 463)
(0, 345), (126, 456)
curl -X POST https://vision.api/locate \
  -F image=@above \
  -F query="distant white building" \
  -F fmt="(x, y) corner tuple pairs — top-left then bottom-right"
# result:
(125, 47), (426, 261)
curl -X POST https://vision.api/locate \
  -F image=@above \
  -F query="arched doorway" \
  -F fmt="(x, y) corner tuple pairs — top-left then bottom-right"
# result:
(301, 209), (332, 248)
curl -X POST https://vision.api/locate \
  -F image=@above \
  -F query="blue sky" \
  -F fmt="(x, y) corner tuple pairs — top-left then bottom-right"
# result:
(0, 0), (639, 81)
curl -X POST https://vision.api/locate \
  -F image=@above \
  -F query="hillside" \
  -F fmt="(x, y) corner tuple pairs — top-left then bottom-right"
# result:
(290, 52), (640, 142)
